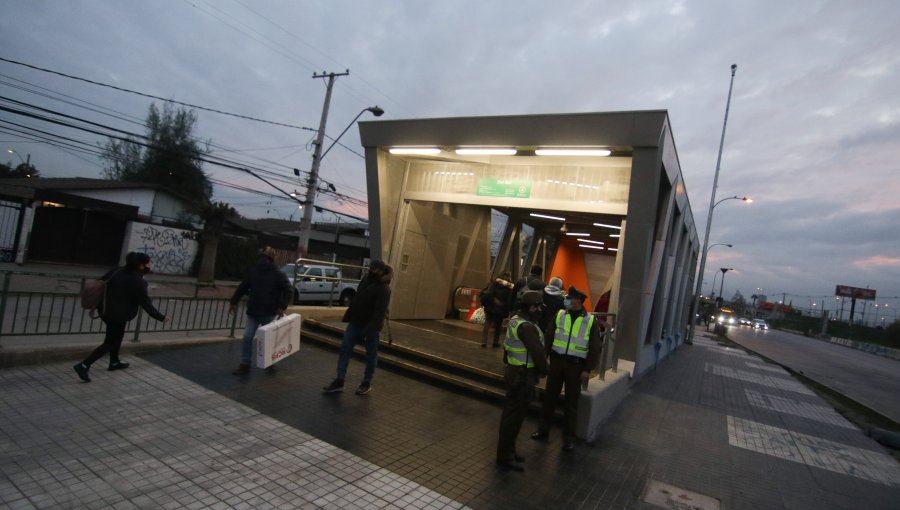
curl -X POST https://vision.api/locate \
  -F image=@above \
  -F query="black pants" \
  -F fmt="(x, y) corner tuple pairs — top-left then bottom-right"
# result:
(497, 366), (537, 461)
(538, 353), (584, 442)
(83, 319), (127, 366)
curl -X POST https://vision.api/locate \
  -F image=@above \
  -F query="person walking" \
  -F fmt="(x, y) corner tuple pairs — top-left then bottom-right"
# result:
(480, 272), (514, 348)
(531, 286), (603, 451)
(73, 252), (168, 382)
(540, 276), (565, 332)
(229, 246), (293, 375)
(496, 290), (548, 471)
(323, 261), (393, 396)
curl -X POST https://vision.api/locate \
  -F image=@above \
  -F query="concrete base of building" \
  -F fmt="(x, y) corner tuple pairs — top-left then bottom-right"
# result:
(577, 359), (634, 441)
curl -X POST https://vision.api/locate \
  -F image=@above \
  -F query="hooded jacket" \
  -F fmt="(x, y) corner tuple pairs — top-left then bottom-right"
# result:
(230, 256), (292, 317)
(541, 282), (565, 332)
(343, 267), (393, 334)
(482, 276), (514, 315)
(100, 267), (165, 323)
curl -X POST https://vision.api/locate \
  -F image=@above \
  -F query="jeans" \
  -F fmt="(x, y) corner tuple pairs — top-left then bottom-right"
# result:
(336, 323), (380, 382)
(83, 319), (127, 366)
(241, 314), (276, 364)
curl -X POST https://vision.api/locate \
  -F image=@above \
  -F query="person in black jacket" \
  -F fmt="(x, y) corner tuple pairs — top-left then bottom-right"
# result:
(510, 264), (546, 310)
(540, 277), (565, 332)
(481, 272), (514, 348)
(229, 246), (293, 375)
(73, 252), (168, 382)
(323, 260), (392, 396)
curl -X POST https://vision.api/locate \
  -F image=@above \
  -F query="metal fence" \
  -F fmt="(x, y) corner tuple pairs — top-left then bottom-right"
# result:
(0, 270), (246, 344)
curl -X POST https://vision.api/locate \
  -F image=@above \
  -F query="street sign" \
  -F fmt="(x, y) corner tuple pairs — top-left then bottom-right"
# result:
(835, 285), (876, 300)
(476, 178), (531, 198)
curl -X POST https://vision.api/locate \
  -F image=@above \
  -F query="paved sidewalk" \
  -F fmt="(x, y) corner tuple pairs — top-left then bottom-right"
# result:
(2, 333), (899, 509)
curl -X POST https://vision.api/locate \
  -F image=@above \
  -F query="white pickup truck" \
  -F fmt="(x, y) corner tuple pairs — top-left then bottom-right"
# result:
(280, 263), (357, 305)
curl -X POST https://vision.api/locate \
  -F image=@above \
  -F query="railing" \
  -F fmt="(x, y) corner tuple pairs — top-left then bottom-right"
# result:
(0, 270), (246, 345)
(291, 257), (366, 306)
(592, 312), (617, 381)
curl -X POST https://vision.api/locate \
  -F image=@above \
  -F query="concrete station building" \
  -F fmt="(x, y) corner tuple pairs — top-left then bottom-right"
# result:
(359, 110), (699, 380)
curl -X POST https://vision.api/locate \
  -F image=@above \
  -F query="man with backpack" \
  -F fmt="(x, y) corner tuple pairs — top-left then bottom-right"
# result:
(510, 265), (546, 310)
(73, 252), (169, 382)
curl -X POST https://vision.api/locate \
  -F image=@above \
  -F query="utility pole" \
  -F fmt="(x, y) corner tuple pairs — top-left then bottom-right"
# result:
(296, 69), (349, 258)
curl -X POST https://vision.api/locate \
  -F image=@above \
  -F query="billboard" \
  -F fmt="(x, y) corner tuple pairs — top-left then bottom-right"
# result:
(835, 285), (876, 300)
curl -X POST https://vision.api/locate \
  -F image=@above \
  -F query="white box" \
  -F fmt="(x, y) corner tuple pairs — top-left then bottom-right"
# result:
(254, 314), (301, 368)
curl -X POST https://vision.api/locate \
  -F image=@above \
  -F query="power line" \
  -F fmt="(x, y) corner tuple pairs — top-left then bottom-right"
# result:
(0, 56), (308, 130)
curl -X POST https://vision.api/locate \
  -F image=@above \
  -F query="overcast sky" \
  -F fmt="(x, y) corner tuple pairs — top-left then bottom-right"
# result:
(1, 0), (898, 317)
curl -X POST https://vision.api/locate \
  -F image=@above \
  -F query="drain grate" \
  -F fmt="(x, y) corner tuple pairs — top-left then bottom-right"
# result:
(642, 480), (721, 510)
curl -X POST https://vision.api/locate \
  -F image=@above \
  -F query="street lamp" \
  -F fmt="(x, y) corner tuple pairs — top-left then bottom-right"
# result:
(705, 243), (733, 295)
(718, 267), (733, 303)
(6, 149), (31, 172)
(296, 104), (384, 257)
(686, 66), (741, 343)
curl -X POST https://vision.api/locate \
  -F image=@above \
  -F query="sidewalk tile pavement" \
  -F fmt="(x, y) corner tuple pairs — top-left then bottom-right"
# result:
(1, 332), (898, 509)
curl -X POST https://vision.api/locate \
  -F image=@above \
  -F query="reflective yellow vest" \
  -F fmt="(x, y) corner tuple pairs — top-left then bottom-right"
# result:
(504, 316), (543, 367)
(552, 309), (594, 358)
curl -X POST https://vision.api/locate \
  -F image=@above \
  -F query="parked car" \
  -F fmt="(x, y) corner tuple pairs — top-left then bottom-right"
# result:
(280, 263), (357, 305)
(752, 319), (770, 330)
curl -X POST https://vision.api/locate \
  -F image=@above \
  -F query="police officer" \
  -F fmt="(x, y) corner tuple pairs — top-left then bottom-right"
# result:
(531, 286), (603, 451)
(496, 290), (548, 472)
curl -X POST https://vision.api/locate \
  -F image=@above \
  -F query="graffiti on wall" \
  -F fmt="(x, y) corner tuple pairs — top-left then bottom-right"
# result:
(126, 223), (199, 275)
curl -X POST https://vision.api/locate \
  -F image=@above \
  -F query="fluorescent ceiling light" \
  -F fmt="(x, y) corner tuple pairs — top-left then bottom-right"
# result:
(609, 234), (621, 238)
(593, 222), (622, 230)
(565, 232), (590, 237)
(455, 148), (517, 155)
(536, 149), (612, 157)
(579, 239), (605, 245)
(389, 148), (441, 155)
(579, 244), (605, 250)
(607, 248), (619, 252)
(530, 213), (566, 221)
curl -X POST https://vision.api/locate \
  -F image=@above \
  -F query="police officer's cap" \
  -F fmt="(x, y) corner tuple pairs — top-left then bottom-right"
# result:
(567, 286), (588, 302)
(520, 290), (543, 307)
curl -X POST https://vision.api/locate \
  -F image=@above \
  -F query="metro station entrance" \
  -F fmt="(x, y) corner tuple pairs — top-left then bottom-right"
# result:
(378, 150), (630, 321)
(359, 111), (700, 378)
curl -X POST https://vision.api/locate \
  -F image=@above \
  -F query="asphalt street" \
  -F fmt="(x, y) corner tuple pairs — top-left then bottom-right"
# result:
(727, 326), (900, 424)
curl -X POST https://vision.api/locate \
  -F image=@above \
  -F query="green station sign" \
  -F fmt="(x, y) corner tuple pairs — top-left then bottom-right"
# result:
(476, 179), (531, 198)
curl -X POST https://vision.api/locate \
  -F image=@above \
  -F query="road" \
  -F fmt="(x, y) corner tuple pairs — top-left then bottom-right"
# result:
(728, 325), (900, 424)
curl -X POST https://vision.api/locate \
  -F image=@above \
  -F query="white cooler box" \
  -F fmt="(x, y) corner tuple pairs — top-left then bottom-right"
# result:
(254, 313), (302, 368)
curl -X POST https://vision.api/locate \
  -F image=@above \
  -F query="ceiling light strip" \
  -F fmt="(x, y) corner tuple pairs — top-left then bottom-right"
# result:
(530, 213), (566, 221)
(536, 149), (612, 157)
(593, 222), (622, 230)
(389, 148), (441, 155)
(455, 148), (517, 155)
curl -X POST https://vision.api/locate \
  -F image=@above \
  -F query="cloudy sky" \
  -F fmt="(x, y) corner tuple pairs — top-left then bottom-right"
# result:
(1, 0), (898, 319)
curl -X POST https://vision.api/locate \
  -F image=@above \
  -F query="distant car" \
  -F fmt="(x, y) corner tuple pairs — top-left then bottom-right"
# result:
(716, 312), (736, 325)
(738, 317), (752, 327)
(752, 319), (769, 330)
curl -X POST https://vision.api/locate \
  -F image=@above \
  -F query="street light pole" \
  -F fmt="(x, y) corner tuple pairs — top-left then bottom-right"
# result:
(718, 267), (733, 303)
(6, 149), (30, 168)
(687, 64), (737, 344)
(704, 243), (733, 296)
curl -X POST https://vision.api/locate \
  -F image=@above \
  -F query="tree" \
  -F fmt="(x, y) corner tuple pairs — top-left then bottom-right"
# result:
(101, 102), (212, 201)
(731, 290), (747, 315)
(196, 201), (237, 282)
(0, 161), (39, 178)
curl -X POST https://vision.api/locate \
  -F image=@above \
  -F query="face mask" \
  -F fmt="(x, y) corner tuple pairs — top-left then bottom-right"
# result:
(563, 298), (572, 310)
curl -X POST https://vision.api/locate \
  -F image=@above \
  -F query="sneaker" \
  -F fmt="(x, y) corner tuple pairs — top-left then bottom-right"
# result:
(73, 363), (91, 382)
(322, 378), (344, 393)
(108, 361), (130, 371)
(355, 381), (371, 395)
(232, 363), (250, 376)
